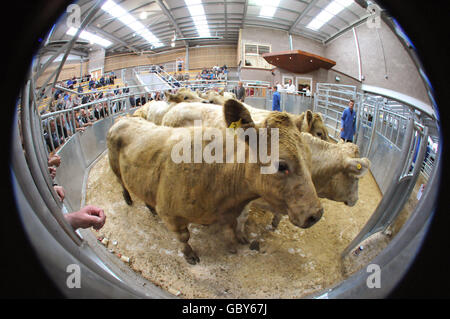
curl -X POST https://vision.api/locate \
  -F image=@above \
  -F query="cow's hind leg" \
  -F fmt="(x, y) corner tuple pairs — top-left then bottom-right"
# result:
(122, 187), (133, 206)
(224, 218), (240, 254)
(235, 205), (250, 244)
(271, 212), (282, 230)
(166, 216), (199, 265)
(108, 153), (132, 206)
(175, 227), (199, 265)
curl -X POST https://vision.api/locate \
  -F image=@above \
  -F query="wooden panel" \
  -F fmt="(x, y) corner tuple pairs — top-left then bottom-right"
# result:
(104, 45), (237, 72)
(189, 45), (237, 69)
(36, 61), (88, 88)
(262, 50), (336, 74)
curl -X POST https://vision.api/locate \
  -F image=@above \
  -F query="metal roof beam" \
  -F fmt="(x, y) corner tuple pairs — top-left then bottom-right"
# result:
(225, 0), (228, 39)
(156, 0), (188, 46)
(242, 0), (248, 28)
(89, 25), (141, 54)
(289, 0), (319, 33)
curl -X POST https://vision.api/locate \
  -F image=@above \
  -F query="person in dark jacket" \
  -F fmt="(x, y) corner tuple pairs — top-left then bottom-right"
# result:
(236, 81), (246, 102)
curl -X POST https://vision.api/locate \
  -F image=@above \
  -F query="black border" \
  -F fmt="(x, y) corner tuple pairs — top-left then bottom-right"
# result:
(1, 0), (450, 300)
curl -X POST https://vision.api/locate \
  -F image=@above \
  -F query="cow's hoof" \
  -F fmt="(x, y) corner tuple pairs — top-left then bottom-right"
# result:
(249, 240), (260, 251)
(123, 190), (133, 206)
(227, 244), (237, 254)
(235, 232), (249, 245)
(146, 204), (157, 216)
(185, 252), (200, 265)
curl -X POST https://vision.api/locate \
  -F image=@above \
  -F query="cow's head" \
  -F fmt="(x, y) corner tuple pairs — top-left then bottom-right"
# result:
(223, 99), (323, 229)
(167, 88), (209, 103)
(301, 133), (371, 207)
(295, 110), (329, 141)
(202, 89), (236, 105)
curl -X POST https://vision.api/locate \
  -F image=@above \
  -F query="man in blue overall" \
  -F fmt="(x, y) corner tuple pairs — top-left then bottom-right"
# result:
(272, 85), (281, 111)
(340, 99), (356, 142)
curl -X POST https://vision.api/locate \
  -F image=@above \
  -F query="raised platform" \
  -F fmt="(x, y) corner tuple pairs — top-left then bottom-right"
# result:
(262, 50), (336, 74)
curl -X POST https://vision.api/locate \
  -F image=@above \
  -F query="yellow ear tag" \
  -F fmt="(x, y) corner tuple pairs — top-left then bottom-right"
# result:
(356, 163), (362, 170)
(229, 118), (242, 134)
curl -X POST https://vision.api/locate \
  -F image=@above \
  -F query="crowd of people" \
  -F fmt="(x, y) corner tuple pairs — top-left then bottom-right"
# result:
(41, 80), (177, 152)
(40, 74), (132, 152)
(195, 65), (228, 82)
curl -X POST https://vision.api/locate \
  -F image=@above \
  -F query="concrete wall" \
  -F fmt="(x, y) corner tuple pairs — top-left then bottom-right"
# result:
(238, 26), (328, 91)
(325, 20), (431, 104)
(239, 26), (325, 56)
(88, 48), (105, 73)
(238, 22), (430, 106)
(36, 60), (88, 88)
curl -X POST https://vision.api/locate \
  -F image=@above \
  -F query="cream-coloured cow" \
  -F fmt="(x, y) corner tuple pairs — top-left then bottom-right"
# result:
(107, 100), (324, 264)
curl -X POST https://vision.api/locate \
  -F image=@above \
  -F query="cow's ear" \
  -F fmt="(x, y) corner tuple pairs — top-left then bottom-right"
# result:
(294, 113), (304, 132)
(219, 89), (225, 96)
(167, 93), (181, 103)
(344, 157), (371, 178)
(223, 99), (255, 129)
(304, 110), (313, 130)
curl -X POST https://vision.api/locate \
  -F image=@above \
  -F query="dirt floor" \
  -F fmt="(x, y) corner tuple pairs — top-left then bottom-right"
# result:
(85, 152), (383, 298)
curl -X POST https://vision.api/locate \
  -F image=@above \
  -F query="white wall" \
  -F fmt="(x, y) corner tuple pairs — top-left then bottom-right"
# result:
(88, 47), (105, 74)
(324, 20), (431, 105)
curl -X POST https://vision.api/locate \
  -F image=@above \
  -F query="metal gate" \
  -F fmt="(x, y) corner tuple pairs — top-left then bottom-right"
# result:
(356, 93), (412, 193)
(313, 83), (357, 141)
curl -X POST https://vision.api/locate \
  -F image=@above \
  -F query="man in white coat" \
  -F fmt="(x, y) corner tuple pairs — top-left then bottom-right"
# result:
(286, 79), (296, 94)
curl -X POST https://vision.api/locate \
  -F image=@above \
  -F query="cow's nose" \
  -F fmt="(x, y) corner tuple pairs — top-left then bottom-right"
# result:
(344, 199), (357, 207)
(303, 208), (323, 228)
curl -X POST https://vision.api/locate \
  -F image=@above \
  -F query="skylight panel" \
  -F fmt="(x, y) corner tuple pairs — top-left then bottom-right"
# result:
(101, 0), (163, 48)
(184, 0), (211, 38)
(257, 0), (281, 18)
(66, 27), (113, 48)
(306, 0), (354, 31)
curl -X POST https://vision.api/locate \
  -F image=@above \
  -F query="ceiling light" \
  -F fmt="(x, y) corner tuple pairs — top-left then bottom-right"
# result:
(253, 0), (280, 19)
(66, 27), (113, 48)
(306, 0), (354, 31)
(184, 0), (211, 37)
(139, 11), (148, 20)
(101, 0), (163, 48)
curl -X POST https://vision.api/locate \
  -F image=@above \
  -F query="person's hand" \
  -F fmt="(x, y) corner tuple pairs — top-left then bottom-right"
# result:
(64, 205), (106, 230)
(49, 167), (56, 179)
(48, 154), (61, 167)
(54, 185), (65, 201)
(341, 128), (344, 132)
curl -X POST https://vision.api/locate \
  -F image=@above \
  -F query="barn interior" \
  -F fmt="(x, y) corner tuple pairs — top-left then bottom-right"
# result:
(11, 0), (441, 298)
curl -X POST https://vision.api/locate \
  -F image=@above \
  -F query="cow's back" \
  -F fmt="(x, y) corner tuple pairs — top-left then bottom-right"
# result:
(162, 102), (224, 128)
(146, 100), (172, 124)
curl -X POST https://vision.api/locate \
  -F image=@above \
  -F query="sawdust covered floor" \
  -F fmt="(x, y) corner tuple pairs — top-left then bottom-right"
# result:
(85, 153), (382, 298)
